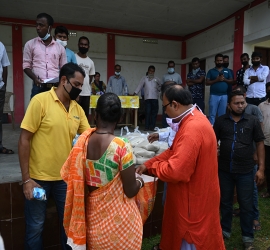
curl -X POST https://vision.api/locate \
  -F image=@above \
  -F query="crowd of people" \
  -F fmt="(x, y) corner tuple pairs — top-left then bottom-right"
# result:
(0, 11), (270, 250)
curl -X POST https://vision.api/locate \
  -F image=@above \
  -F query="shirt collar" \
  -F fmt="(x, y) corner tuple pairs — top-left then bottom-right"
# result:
(226, 112), (248, 121)
(250, 64), (263, 70)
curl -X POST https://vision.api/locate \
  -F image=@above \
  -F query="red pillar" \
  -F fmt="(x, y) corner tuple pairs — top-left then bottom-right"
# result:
(233, 12), (244, 75)
(181, 41), (187, 86)
(12, 24), (24, 123)
(107, 34), (115, 81)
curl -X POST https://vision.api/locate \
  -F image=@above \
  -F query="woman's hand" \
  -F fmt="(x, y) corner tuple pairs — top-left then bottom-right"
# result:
(135, 164), (147, 175)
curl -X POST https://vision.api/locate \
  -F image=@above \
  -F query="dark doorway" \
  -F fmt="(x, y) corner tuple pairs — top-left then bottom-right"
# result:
(254, 46), (270, 67)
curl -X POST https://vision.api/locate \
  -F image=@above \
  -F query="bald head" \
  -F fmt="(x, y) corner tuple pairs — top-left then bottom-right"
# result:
(164, 85), (193, 106)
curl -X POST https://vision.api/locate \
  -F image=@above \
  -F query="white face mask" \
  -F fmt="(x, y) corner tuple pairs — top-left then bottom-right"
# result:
(56, 39), (67, 47)
(166, 105), (196, 132)
(115, 71), (120, 76)
(41, 26), (51, 41)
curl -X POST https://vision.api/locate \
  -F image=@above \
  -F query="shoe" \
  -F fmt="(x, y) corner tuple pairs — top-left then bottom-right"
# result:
(243, 242), (255, 250)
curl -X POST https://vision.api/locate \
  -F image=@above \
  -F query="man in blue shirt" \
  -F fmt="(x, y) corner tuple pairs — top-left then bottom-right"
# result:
(54, 26), (77, 64)
(187, 57), (206, 112)
(206, 53), (233, 125)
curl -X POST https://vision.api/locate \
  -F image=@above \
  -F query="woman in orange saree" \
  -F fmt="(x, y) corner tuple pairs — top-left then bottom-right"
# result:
(61, 93), (144, 250)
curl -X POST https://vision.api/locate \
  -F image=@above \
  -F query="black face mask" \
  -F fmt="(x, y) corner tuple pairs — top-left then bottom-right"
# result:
(242, 61), (249, 66)
(266, 92), (270, 99)
(64, 80), (82, 100)
(216, 63), (223, 68)
(252, 61), (260, 67)
(79, 47), (89, 54)
(223, 63), (229, 68)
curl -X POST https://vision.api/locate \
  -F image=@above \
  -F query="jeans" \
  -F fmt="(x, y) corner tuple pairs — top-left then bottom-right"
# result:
(246, 97), (266, 106)
(193, 98), (205, 113)
(209, 94), (227, 125)
(0, 85), (5, 149)
(144, 99), (159, 129)
(24, 180), (71, 250)
(218, 169), (254, 242)
(78, 96), (90, 119)
(253, 165), (259, 221)
(30, 83), (49, 99)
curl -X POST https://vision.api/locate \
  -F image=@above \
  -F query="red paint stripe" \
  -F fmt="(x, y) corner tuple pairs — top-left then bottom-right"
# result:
(12, 24), (24, 123)
(184, 0), (266, 40)
(107, 34), (115, 81)
(233, 12), (244, 75)
(0, 17), (183, 41)
(181, 41), (187, 87)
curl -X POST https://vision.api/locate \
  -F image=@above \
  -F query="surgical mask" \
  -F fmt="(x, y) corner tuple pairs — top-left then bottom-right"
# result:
(148, 73), (154, 79)
(79, 47), (89, 54)
(266, 92), (270, 99)
(192, 68), (200, 75)
(216, 63), (223, 68)
(252, 61), (260, 67)
(41, 26), (51, 41)
(56, 39), (67, 47)
(64, 80), (82, 100)
(168, 68), (174, 74)
(242, 61), (249, 66)
(223, 63), (229, 68)
(166, 105), (196, 132)
(115, 71), (120, 76)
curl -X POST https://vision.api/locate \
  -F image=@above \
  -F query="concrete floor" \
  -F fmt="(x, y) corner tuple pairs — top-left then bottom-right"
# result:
(0, 123), (156, 184)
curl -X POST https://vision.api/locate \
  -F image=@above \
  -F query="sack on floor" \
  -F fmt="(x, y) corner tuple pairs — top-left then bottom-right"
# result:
(135, 174), (158, 224)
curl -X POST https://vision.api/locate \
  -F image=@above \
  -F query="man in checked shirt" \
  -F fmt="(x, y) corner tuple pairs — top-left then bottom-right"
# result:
(23, 13), (67, 99)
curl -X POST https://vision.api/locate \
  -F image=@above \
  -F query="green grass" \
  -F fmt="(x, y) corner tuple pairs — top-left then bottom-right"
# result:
(142, 188), (270, 250)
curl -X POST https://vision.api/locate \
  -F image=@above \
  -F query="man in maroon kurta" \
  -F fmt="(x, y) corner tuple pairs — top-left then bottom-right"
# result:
(136, 85), (225, 250)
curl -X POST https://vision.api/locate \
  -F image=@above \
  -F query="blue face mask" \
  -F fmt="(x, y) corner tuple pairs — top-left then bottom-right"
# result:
(41, 26), (51, 41)
(168, 68), (174, 74)
(192, 68), (200, 75)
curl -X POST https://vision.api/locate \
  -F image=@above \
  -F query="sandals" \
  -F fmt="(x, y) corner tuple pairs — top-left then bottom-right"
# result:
(261, 192), (270, 198)
(253, 221), (261, 231)
(152, 243), (161, 250)
(0, 147), (14, 154)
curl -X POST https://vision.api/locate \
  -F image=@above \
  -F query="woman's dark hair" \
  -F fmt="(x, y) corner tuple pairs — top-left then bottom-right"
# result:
(148, 65), (155, 71)
(96, 93), (122, 123)
(54, 26), (69, 37)
(59, 62), (86, 80)
(164, 85), (193, 105)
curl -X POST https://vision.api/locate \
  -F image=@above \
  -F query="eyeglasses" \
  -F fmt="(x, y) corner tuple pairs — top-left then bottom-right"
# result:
(162, 102), (172, 111)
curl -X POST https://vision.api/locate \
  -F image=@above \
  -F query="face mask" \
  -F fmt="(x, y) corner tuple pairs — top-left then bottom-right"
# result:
(266, 92), (270, 99)
(115, 71), (120, 76)
(41, 26), (50, 41)
(242, 61), (249, 66)
(56, 39), (67, 47)
(192, 68), (200, 75)
(168, 68), (174, 74)
(64, 80), (82, 100)
(79, 47), (89, 54)
(216, 63), (223, 68)
(166, 105), (196, 132)
(223, 63), (229, 68)
(148, 73), (154, 78)
(252, 61), (260, 67)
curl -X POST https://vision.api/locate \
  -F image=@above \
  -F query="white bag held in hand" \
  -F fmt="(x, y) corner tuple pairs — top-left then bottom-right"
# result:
(129, 137), (148, 147)
(137, 140), (160, 152)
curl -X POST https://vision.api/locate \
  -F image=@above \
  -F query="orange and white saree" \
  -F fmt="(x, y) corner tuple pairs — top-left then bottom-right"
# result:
(61, 128), (143, 250)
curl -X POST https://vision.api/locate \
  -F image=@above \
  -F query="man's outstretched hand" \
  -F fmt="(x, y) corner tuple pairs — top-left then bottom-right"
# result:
(135, 164), (147, 175)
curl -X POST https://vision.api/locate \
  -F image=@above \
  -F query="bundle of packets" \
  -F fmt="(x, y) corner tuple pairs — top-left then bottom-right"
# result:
(33, 187), (47, 201)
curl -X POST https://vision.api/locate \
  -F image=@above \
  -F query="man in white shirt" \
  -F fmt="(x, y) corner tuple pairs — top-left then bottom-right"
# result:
(0, 41), (13, 154)
(162, 60), (182, 84)
(75, 36), (95, 119)
(244, 51), (269, 106)
(133, 65), (161, 130)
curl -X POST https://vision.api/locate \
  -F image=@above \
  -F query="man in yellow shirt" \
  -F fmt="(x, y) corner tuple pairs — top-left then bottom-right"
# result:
(18, 62), (90, 250)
